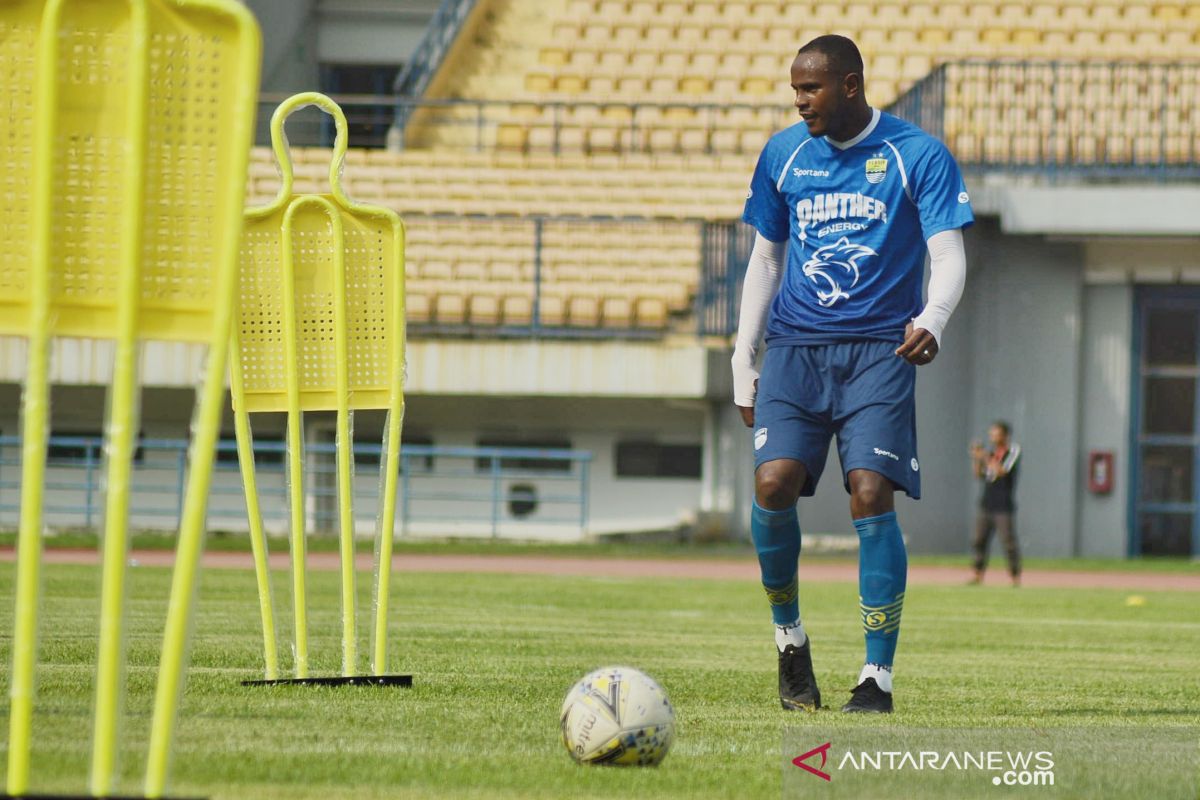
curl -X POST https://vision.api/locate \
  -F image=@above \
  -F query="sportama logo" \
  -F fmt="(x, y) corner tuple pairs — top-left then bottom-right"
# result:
(802, 237), (876, 307)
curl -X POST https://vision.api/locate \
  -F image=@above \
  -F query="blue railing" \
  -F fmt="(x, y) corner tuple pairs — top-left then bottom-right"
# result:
(888, 60), (1200, 180)
(392, 0), (480, 131)
(0, 437), (591, 538)
(698, 221), (754, 338)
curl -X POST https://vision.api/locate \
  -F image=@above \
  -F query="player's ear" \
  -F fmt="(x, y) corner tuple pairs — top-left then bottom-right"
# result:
(843, 72), (863, 99)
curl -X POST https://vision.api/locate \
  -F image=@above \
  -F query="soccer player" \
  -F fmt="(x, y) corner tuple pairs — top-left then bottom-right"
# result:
(732, 35), (972, 714)
(969, 422), (1022, 586)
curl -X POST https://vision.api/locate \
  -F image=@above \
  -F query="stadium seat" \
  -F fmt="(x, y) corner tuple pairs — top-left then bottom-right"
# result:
(567, 295), (602, 327)
(468, 292), (501, 326)
(634, 296), (669, 329)
(434, 291), (467, 326)
(407, 292), (432, 324)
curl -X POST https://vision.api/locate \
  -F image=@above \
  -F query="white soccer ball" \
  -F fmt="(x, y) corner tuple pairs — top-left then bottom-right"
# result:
(559, 665), (675, 766)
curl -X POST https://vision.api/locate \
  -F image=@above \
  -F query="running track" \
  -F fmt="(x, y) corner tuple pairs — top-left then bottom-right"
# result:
(2, 548), (1197, 592)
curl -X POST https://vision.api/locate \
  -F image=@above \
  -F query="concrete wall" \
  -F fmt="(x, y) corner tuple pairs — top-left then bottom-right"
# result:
(316, 0), (440, 65)
(399, 395), (706, 535)
(241, 0), (438, 89)
(964, 220), (1085, 558)
(1076, 283), (1134, 557)
(243, 0), (320, 93)
(0, 391), (705, 540)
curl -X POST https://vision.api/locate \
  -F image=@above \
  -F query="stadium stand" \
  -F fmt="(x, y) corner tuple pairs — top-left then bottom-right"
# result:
(407, 0), (1200, 156)
(248, 0), (1199, 335)
(246, 147), (735, 332)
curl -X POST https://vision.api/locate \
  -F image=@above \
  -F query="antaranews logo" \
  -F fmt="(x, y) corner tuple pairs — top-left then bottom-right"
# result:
(791, 742), (1056, 788)
(792, 742), (832, 782)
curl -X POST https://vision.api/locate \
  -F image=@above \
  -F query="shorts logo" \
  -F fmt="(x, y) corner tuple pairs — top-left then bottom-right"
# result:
(958, 191), (970, 204)
(873, 447), (899, 461)
(911, 458), (920, 471)
(865, 156), (887, 184)
(746, 187), (753, 199)
(754, 427), (768, 450)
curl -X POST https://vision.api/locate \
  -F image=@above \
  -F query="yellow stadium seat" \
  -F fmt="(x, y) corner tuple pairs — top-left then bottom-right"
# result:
(635, 296), (670, 329)
(567, 294), (602, 327)
(539, 293), (567, 326)
(469, 292), (501, 326)
(601, 296), (634, 328)
(407, 292), (432, 324)
(435, 290), (467, 325)
(503, 293), (535, 326)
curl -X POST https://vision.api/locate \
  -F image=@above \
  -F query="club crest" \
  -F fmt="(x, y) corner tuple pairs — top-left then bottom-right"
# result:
(865, 156), (888, 184)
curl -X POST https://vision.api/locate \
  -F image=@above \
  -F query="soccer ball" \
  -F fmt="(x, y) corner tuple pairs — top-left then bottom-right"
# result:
(559, 666), (675, 766)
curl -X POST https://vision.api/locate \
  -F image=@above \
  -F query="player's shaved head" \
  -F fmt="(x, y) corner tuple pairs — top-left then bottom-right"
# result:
(790, 35), (870, 139)
(797, 34), (864, 79)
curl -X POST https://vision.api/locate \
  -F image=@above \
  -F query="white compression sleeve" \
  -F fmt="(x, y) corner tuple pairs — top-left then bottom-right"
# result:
(731, 233), (786, 407)
(911, 228), (966, 347)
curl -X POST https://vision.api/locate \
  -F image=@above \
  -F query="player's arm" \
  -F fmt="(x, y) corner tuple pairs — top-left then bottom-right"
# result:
(993, 444), (1020, 478)
(894, 228), (966, 365)
(732, 233), (786, 427)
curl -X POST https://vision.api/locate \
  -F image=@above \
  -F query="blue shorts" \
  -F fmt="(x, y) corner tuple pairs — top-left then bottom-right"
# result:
(753, 341), (921, 499)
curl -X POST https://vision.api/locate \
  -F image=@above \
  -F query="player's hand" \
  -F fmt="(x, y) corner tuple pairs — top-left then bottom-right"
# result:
(895, 322), (938, 366)
(736, 379), (757, 427)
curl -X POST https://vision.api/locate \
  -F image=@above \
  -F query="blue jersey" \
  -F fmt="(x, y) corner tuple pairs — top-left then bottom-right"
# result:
(742, 110), (973, 345)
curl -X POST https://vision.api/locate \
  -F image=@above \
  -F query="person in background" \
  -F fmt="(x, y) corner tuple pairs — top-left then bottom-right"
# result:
(970, 421), (1022, 586)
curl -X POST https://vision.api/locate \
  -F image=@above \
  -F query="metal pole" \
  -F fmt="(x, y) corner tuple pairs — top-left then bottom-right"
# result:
(400, 452), (410, 537)
(476, 101), (484, 152)
(84, 442), (96, 529)
(533, 218), (543, 335)
(490, 454), (501, 539)
(175, 446), (187, 527)
(579, 458), (589, 536)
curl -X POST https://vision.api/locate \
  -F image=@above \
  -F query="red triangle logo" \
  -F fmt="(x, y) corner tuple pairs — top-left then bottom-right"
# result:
(792, 742), (832, 781)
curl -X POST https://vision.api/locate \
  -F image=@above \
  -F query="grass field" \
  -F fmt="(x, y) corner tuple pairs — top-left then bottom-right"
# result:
(0, 559), (1197, 799)
(4, 529), (1199, 573)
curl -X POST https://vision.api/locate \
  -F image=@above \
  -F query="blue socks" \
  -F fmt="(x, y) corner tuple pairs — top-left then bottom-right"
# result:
(854, 511), (907, 668)
(750, 501), (801, 626)
(753, 503), (907, 677)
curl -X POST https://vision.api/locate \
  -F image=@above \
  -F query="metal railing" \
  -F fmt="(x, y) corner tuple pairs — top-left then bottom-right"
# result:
(255, 94), (788, 155)
(888, 60), (1200, 180)
(392, 0), (480, 129)
(395, 97), (789, 155)
(0, 436), (591, 539)
(698, 221), (754, 338)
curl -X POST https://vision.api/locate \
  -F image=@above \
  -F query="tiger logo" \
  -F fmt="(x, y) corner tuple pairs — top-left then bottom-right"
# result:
(801, 236), (877, 307)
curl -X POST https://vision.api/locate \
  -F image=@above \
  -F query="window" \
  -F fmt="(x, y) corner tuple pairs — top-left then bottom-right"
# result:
(615, 441), (702, 479)
(319, 64), (401, 149)
(1134, 292), (1200, 556)
(48, 432), (143, 464)
(216, 437), (284, 466)
(355, 433), (434, 472)
(475, 437), (573, 473)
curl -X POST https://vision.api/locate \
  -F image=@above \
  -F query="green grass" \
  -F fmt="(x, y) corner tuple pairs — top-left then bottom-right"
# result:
(3, 529), (1198, 573)
(0, 562), (1197, 799)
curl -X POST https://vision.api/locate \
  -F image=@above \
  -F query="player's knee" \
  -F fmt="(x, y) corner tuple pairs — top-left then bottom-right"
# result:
(848, 471), (894, 516)
(755, 462), (803, 509)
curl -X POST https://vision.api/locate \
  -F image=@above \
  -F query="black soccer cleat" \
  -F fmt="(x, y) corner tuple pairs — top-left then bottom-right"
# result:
(778, 640), (822, 711)
(841, 677), (893, 713)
